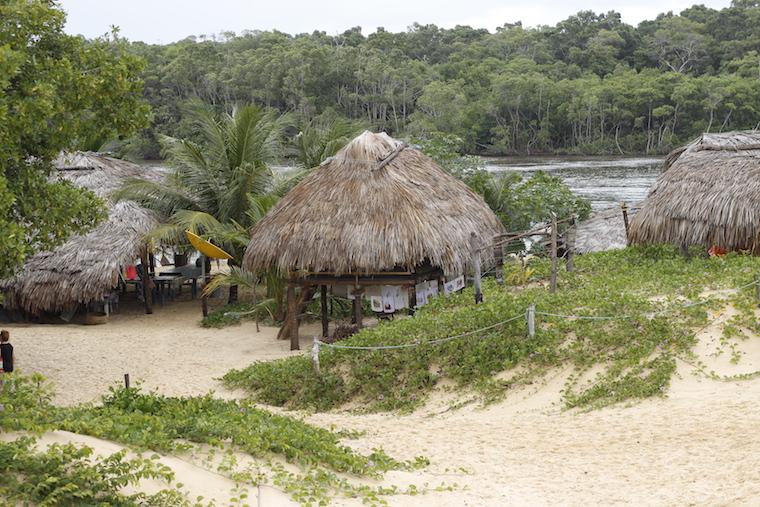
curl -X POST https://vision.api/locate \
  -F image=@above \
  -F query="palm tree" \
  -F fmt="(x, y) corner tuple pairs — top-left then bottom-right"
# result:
(115, 102), (289, 303)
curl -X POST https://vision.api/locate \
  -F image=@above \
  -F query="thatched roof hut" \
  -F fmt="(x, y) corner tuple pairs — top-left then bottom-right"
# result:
(244, 131), (506, 347)
(629, 131), (760, 253)
(1, 153), (162, 316)
(244, 131), (505, 275)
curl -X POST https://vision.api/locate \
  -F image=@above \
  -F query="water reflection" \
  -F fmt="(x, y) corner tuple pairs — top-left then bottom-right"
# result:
(484, 157), (663, 210)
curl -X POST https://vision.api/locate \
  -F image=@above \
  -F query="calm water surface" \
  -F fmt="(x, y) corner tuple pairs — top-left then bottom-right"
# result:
(484, 156), (664, 211)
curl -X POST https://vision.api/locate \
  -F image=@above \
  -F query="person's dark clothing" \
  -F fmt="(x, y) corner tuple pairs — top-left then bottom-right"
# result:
(1, 343), (13, 372)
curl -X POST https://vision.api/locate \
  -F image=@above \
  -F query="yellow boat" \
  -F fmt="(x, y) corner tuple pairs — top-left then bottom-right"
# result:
(185, 230), (233, 260)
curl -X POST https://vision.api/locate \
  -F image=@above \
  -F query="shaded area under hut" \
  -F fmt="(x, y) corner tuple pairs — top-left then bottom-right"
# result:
(629, 131), (760, 254)
(243, 131), (506, 349)
(0, 153), (170, 321)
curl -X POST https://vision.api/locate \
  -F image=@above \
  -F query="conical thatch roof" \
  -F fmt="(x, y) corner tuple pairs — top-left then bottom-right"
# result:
(1, 153), (162, 315)
(629, 131), (760, 252)
(244, 131), (506, 275)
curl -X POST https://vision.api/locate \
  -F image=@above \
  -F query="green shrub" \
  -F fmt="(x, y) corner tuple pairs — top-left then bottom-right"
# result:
(224, 246), (760, 411)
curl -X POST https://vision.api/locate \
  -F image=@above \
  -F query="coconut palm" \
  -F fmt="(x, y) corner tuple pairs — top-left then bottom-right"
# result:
(115, 102), (289, 303)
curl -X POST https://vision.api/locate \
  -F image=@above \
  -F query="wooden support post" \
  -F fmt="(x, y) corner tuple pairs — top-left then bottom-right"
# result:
(353, 286), (365, 329)
(471, 232), (483, 304)
(139, 249), (153, 315)
(320, 285), (329, 338)
(566, 214), (577, 272)
(287, 284), (299, 350)
(408, 285), (417, 316)
(621, 202), (630, 243)
(550, 213), (558, 293)
(149, 252), (156, 276)
(200, 254), (208, 317)
(526, 304), (535, 338)
(124, 373), (130, 389)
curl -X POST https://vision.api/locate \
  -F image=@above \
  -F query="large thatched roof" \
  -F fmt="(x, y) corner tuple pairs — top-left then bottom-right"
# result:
(1, 153), (162, 315)
(629, 131), (760, 252)
(244, 131), (506, 275)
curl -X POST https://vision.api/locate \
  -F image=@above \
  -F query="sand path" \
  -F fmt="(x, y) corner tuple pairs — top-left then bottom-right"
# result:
(4, 300), (760, 505)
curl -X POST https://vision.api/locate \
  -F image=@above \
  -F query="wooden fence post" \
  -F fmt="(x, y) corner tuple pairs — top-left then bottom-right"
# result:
(621, 202), (630, 243)
(526, 304), (535, 338)
(494, 241), (504, 285)
(124, 373), (130, 389)
(470, 232), (483, 303)
(311, 339), (321, 375)
(566, 214), (577, 272)
(550, 213), (558, 293)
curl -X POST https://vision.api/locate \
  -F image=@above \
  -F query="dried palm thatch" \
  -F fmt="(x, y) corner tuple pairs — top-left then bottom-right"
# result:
(629, 131), (760, 252)
(1, 153), (162, 315)
(243, 131), (506, 276)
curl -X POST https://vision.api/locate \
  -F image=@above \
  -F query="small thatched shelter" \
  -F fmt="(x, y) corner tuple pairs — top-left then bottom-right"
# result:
(244, 131), (506, 348)
(629, 131), (760, 253)
(1, 153), (162, 317)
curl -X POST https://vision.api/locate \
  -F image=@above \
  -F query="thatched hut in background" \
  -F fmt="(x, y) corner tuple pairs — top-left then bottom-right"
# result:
(244, 131), (506, 348)
(629, 131), (760, 253)
(1, 153), (162, 318)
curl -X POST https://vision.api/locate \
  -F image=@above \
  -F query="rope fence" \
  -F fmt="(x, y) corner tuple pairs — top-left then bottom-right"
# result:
(309, 278), (760, 371)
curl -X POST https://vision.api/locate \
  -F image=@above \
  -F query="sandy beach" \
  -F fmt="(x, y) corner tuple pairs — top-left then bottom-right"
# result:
(5, 298), (760, 505)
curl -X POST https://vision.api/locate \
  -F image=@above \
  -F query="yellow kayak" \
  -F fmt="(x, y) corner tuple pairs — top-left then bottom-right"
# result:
(185, 230), (233, 260)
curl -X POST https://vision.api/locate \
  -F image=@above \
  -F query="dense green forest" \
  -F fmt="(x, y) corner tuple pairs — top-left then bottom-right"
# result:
(126, 1), (760, 157)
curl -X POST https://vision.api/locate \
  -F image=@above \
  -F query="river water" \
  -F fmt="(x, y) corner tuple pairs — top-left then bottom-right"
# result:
(483, 156), (664, 211)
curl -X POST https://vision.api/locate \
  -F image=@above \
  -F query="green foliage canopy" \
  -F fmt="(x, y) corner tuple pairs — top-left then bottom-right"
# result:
(0, 0), (149, 279)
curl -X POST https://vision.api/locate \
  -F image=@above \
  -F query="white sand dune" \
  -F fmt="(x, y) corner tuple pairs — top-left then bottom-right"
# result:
(5, 298), (760, 505)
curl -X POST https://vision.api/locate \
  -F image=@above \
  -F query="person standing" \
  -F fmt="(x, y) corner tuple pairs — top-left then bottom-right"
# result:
(0, 330), (13, 374)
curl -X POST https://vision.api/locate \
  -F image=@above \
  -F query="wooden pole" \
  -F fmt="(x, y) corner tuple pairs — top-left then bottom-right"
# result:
(408, 285), (417, 316)
(320, 285), (329, 338)
(755, 274), (760, 305)
(566, 214), (577, 272)
(287, 283), (299, 350)
(311, 339), (321, 375)
(621, 202), (630, 243)
(494, 241), (504, 285)
(471, 232), (483, 304)
(200, 254), (208, 317)
(526, 304), (535, 338)
(353, 286), (364, 329)
(139, 248), (153, 315)
(550, 213), (558, 293)
(124, 373), (130, 389)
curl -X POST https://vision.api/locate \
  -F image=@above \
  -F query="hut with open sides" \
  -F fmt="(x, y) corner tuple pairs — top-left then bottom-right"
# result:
(243, 131), (506, 349)
(0, 152), (162, 319)
(629, 131), (760, 254)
